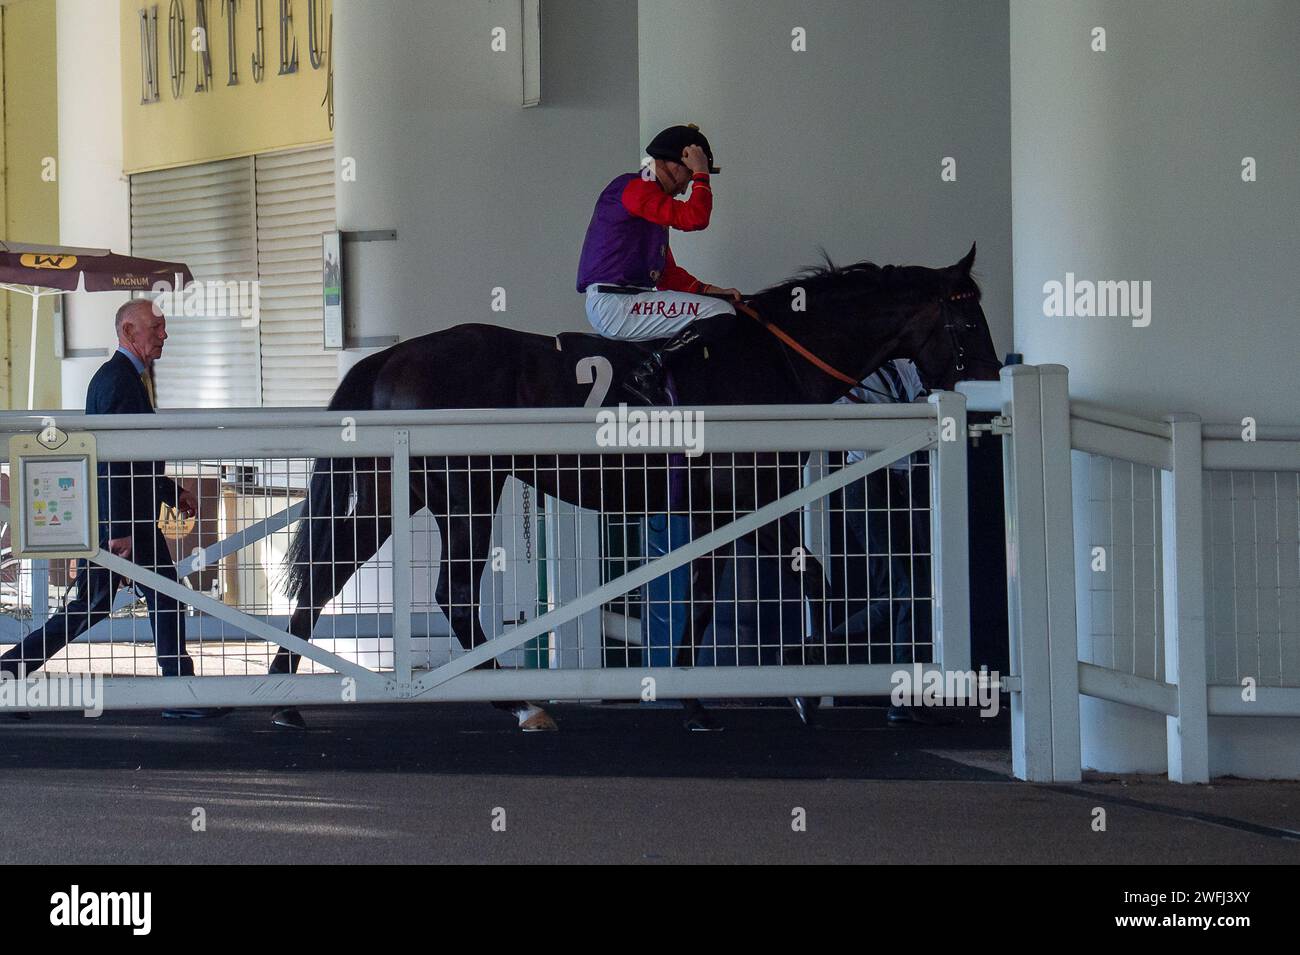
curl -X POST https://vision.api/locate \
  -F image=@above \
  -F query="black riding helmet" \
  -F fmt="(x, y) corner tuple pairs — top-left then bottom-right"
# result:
(645, 123), (721, 174)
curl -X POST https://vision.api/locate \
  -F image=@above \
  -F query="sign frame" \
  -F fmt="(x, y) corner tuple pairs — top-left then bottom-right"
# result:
(9, 431), (99, 559)
(322, 230), (344, 351)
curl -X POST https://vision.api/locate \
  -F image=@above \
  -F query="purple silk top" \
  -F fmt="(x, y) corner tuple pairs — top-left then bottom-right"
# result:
(576, 173), (669, 293)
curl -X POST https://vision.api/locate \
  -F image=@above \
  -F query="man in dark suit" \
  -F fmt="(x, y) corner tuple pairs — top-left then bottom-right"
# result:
(2, 299), (218, 717)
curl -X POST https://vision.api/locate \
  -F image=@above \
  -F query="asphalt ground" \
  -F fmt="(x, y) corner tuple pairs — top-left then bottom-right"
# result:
(1, 701), (1297, 864)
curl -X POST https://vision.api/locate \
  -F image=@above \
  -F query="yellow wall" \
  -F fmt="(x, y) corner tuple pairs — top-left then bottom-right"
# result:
(1, 0), (61, 411)
(120, 0), (332, 173)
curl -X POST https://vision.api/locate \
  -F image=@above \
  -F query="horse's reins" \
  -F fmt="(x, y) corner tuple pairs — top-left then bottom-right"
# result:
(730, 290), (980, 402)
(733, 300), (866, 399)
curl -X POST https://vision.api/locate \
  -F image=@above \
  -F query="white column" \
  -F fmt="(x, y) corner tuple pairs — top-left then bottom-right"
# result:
(57, 0), (129, 406)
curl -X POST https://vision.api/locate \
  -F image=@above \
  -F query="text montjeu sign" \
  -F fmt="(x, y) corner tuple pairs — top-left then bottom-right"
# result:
(137, 0), (330, 116)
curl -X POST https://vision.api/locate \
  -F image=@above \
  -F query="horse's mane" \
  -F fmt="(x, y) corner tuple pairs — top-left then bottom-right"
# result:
(750, 250), (979, 306)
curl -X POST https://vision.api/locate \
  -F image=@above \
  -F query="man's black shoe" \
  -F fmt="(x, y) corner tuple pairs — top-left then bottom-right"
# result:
(682, 700), (722, 732)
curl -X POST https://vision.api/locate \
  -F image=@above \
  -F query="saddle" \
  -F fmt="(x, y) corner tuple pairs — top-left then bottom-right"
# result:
(552, 331), (678, 407)
(554, 330), (660, 358)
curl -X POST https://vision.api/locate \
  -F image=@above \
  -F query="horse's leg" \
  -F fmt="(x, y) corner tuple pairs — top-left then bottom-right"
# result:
(751, 511), (828, 727)
(758, 510), (829, 656)
(271, 460), (393, 727)
(431, 467), (556, 732)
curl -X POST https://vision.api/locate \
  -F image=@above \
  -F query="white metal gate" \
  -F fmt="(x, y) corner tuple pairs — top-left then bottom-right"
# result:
(0, 396), (971, 711)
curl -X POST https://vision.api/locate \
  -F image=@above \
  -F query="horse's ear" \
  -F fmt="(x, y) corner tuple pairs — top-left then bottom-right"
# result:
(954, 242), (977, 276)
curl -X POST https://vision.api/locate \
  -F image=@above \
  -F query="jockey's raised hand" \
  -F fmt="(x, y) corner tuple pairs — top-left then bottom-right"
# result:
(681, 144), (711, 175)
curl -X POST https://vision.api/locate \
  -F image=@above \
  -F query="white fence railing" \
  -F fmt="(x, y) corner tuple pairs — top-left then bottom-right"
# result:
(998, 364), (1300, 783)
(6, 368), (1295, 782)
(0, 397), (971, 712)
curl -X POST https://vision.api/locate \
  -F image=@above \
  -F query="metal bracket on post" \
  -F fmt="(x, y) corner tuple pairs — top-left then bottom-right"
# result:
(968, 415), (1012, 438)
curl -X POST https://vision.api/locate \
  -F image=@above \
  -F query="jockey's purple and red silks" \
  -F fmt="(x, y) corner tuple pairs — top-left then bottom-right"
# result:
(576, 171), (713, 294)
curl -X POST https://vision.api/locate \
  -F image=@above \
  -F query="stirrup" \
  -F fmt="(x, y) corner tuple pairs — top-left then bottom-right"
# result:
(622, 378), (670, 406)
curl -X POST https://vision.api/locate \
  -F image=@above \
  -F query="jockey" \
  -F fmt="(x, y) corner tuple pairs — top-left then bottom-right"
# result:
(577, 124), (742, 405)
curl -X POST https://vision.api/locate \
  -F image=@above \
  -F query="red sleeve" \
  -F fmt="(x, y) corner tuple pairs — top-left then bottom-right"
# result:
(658, 245), (704, 293)
(621, 175), (713, 232)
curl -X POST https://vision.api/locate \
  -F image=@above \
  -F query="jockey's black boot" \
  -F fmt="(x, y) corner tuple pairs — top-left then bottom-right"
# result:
(623, 314), (740, 406)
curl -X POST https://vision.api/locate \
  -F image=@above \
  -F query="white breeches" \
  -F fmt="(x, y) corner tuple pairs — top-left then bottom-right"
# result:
(585, 288), (736, 341)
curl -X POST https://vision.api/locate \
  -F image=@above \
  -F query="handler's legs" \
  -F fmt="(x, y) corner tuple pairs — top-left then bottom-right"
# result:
(0, 558), (116, 678)
(136, 530), (192, 678)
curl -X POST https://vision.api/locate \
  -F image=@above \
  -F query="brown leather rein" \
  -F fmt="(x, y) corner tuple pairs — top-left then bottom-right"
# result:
(733, 300), (863, 392)
(733, 290), (978, 403)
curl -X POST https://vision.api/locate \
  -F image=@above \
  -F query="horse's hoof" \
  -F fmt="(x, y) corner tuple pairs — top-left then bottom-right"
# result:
(271, 707), (307, 729)
(791, 696), (820, 727)
(517, 704), (557, 732)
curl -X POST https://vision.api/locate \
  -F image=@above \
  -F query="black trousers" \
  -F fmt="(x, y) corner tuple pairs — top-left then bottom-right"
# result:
(0, 529), (191, 678)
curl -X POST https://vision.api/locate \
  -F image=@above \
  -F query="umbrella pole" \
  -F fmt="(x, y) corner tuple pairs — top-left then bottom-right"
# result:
(27, 291), (39, 410)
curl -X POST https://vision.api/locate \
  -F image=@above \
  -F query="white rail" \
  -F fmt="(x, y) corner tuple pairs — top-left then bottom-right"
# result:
(0, 398), (971, 712)
(1000, 364), (1300, 783)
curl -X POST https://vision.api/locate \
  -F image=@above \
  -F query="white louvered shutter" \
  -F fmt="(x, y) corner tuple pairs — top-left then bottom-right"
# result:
(254, 146), (337, 407)
(130, 158), (261, 408)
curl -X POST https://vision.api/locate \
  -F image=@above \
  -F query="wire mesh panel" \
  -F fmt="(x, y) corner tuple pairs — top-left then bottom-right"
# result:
(1204, 470), (1300, 689)
(0, 404), (957, 705)
(1071, 451), (1164, 681)
(1, 456), (326, 678)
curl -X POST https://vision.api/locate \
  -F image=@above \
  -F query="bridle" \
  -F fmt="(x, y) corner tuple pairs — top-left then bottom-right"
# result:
(736, 288), (986, 401)
(920, 288), (981, 375)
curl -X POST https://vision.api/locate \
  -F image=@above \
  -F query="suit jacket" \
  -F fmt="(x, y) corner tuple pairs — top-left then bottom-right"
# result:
(87, 351), (180, 541)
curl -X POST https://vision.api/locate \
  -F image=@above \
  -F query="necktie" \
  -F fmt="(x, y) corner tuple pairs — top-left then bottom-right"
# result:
(140, 370), (156, 409)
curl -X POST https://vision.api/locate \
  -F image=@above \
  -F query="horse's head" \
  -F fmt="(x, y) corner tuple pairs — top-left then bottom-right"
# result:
(748, 243), (1001, 401)
(901, 243), (1002, 392)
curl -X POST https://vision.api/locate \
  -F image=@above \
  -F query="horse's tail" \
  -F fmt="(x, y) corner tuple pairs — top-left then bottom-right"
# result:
(280, 356), (382, 601)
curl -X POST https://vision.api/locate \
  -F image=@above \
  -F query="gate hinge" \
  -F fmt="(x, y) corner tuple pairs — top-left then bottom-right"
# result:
(968, 415), (1012, 438)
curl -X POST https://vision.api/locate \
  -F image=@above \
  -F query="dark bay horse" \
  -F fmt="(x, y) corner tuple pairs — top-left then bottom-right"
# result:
(272, 244), (1001, 729)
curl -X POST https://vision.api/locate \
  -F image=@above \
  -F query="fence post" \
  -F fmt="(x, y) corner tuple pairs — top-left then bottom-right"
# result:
(31, 559), (50, 627)
(1037, 366), (1082, 781)
(391, 429), (412, 686)
(929, 390), (970, 676)
(1001, 365), (1055, 781)
(1162, 415), (1209, 783)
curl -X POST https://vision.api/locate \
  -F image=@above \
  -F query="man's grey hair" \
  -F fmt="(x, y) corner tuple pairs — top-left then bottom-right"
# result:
(114, 298), (157, 338)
